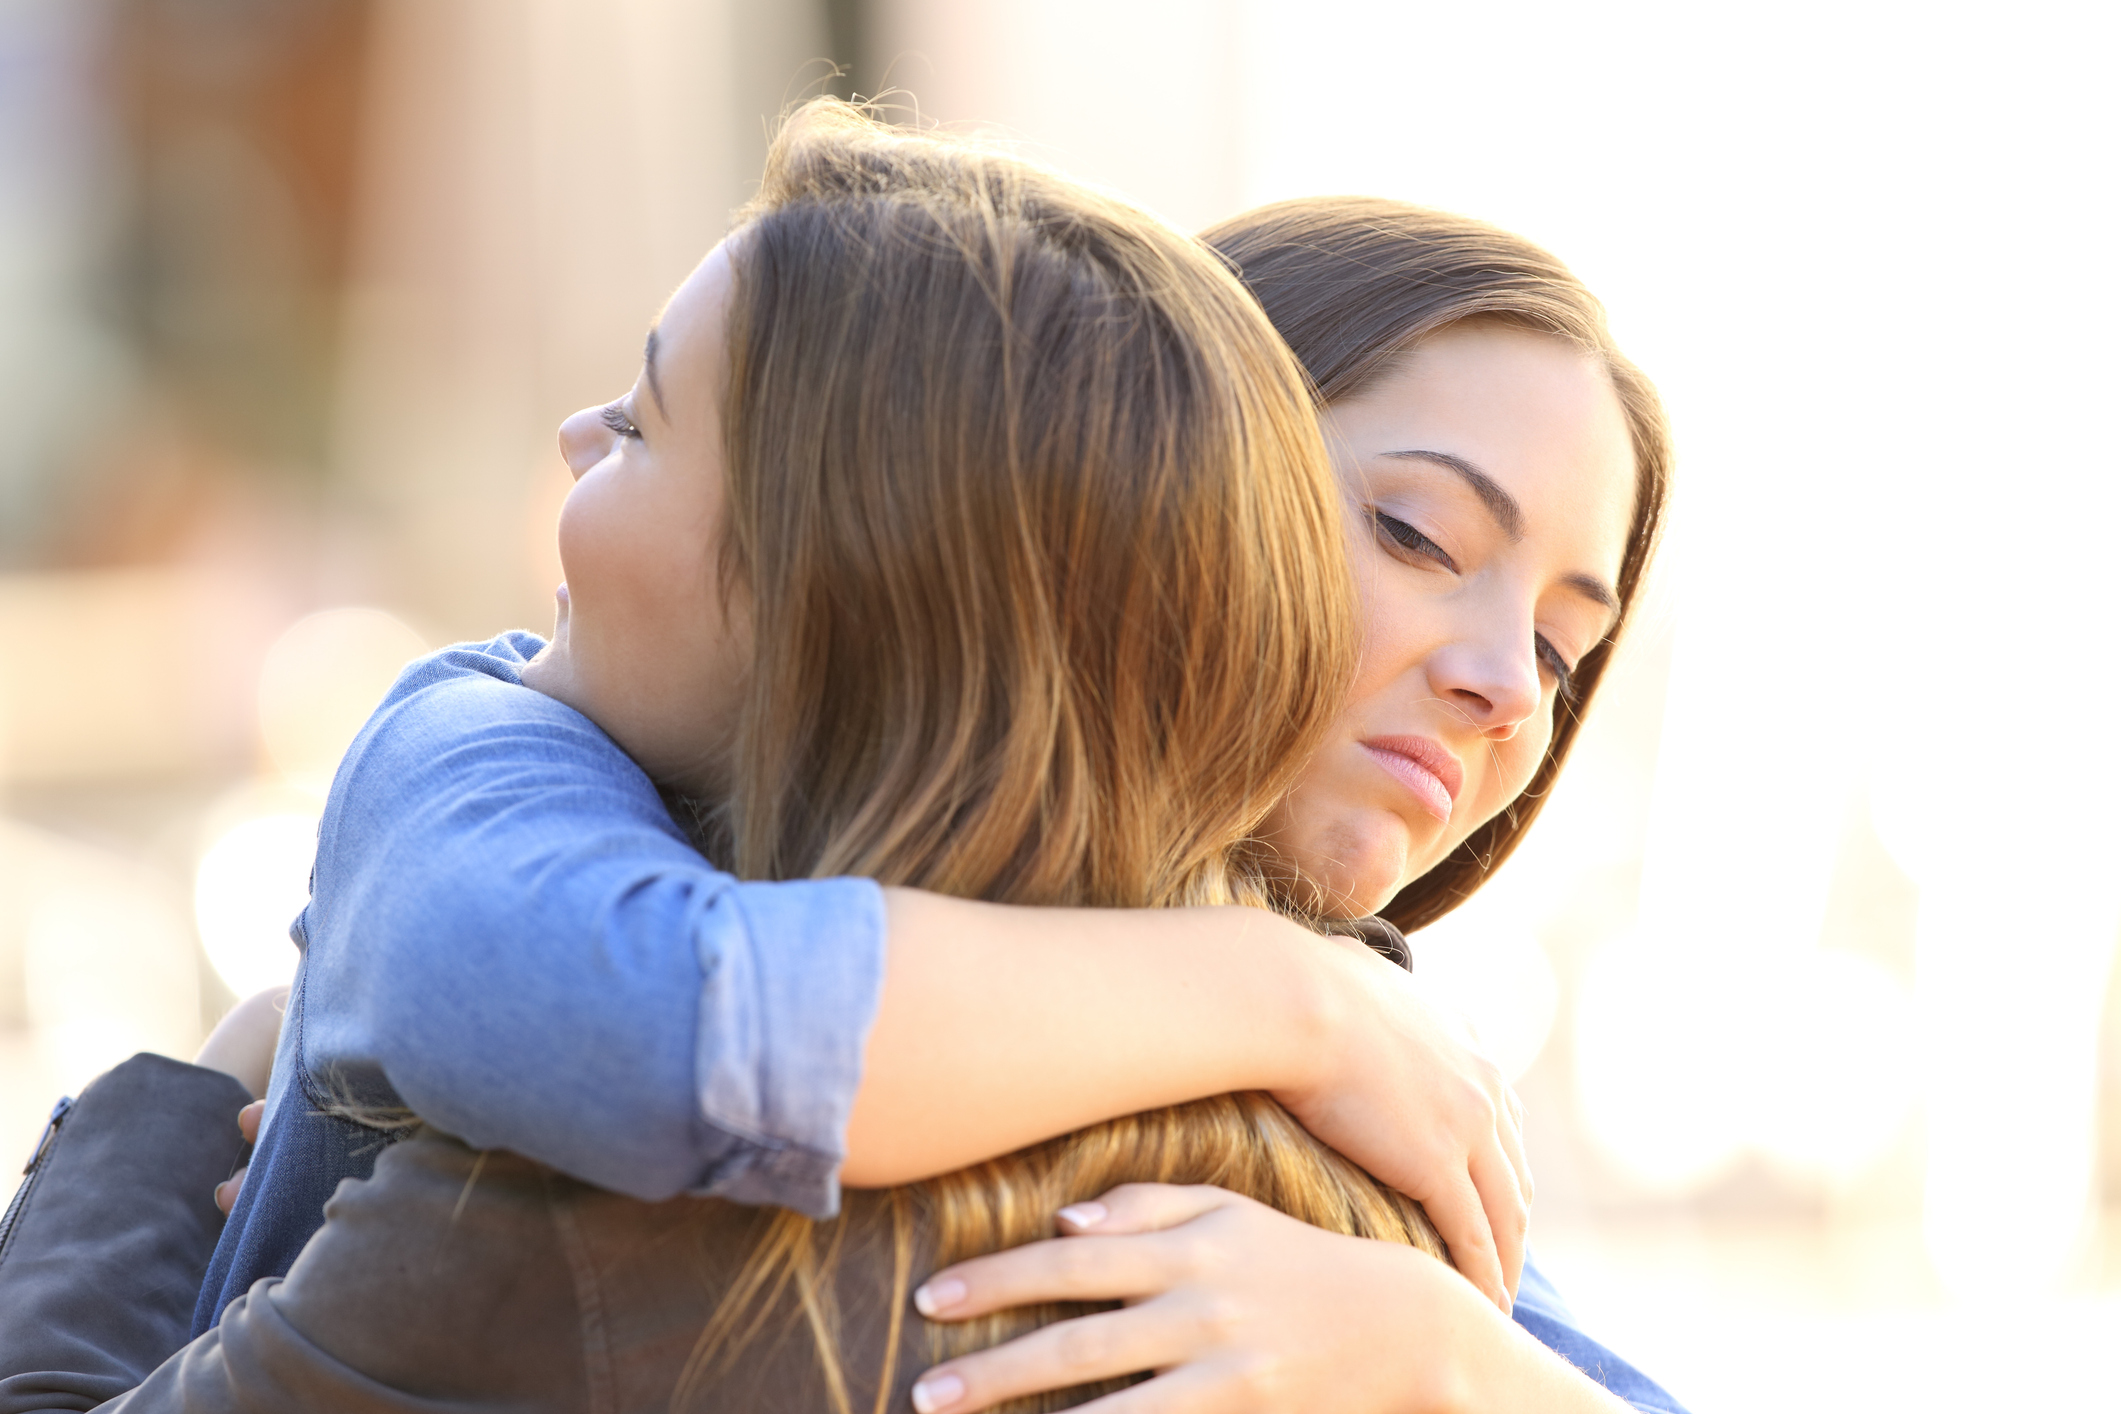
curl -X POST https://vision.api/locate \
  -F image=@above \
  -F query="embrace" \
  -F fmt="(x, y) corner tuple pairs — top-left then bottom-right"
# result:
(1, 99), (1681, 1414)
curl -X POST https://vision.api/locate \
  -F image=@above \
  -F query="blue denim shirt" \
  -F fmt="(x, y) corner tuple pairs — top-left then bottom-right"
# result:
(195, 633), (888, 1332)
(1514, 1258), (1687, 1413)
(188, 633), (1688, 1412)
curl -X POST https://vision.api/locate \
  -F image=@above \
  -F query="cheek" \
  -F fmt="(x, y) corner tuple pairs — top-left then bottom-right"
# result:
(554, 476), (674, 628)
(1347, 554), (1440, 700)
(553, 479), (611, 588)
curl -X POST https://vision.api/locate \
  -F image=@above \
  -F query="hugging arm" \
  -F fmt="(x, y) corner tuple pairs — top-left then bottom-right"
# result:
(858, 893), (1530, 1307)
(282, 634), (889, 1214)
(252, 635), (1523, 1303)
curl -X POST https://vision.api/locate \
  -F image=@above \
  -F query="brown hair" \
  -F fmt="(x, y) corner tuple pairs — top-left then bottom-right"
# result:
(713, 107), (1351, 909)
(1201, 197), (1673, 933)
(677, 104), (1443, 1413)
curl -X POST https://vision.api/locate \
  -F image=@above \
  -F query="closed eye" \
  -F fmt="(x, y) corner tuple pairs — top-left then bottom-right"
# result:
(1372, 509), (1458, 573)
(600, 403), (642, 439)
(1535, 635), (1579, 703)
(1375, 506), (1580, 702)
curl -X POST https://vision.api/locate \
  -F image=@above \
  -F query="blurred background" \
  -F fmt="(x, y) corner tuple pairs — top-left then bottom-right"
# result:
(0, 0), (2115, 1406)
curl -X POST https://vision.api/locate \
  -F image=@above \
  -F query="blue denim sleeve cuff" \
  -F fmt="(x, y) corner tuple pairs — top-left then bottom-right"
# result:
(690, 876), (888, 1220)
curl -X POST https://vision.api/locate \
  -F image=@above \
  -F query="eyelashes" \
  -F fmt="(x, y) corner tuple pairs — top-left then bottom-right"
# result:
(1371, 508), (1581, 703)
(1372, 509), (1458, 573)
(600, 403), (642, 439)
(1535, 636), (1579, 703)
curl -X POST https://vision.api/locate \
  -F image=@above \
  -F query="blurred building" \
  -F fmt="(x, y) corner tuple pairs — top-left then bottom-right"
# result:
(0, 0), (840, 1177)
(2, 3), (2117, 1410)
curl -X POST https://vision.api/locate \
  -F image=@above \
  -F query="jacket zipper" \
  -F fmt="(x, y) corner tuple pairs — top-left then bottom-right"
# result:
(0, 1095), (73, 1270)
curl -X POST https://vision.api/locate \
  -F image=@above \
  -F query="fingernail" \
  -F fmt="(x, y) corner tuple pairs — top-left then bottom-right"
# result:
(910, 1372), (964, 1412)
(1057, 1201), (1107, 1230)
(913, 1277), (966, 1316)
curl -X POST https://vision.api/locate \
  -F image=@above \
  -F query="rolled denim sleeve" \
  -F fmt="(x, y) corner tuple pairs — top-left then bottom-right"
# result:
(293, 634), (887, 1219)
(685, 875), (892, 1209)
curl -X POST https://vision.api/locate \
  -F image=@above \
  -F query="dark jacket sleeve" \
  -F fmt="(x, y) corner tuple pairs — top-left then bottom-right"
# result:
(0, 1054), (254, 1413)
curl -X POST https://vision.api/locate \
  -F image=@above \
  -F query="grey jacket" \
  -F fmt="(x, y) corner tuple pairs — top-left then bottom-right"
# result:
(126, 1131), (938, 1411)
(1, 1061), (936, 1413)
(0, 1056), (252, 1412)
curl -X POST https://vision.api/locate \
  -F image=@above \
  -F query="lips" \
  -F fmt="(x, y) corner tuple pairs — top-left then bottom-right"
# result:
(1358, 734), (1463, 824)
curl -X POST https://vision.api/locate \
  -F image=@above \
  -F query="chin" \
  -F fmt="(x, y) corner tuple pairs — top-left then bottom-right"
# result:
(1339, 868), (1413, 920)
(1287, 813), (1423, 919)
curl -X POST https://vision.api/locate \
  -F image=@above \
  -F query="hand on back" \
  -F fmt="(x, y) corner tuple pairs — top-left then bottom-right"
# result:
(1272, 934), (1531, 1310)
(192, 985), (286, 1213)
(907, 1184), (1595, 1414)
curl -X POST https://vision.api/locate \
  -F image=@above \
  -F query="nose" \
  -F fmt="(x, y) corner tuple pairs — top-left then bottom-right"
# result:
(556, 405), (613, 481)
(1426, 619), (1544, 740)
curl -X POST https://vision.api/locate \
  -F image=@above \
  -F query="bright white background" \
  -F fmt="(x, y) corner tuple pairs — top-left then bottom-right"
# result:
(873, 3), (2121, 1405)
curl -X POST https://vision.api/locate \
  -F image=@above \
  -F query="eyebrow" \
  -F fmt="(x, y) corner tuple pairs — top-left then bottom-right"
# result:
(1379, 448), (1620, 614)
(1380, 450), (1524, 540)
(1563, 571), (1619, 613)
(642, 327), (667, 420)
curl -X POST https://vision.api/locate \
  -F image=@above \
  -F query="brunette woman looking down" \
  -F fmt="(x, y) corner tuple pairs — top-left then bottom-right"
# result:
(901, 195), (1674, 1412)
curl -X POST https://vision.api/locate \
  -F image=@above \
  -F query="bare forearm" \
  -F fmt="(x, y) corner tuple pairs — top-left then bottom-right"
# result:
(1345, 1240), (1642, 1414)
(841, 889), (1329, 1186)
(1441, 1306), (1640, 1414)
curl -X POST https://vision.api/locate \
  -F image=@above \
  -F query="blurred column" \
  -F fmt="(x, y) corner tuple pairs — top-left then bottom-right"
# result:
(868, 0), (1246, 232)
(1909, 865), (2118, 1297)
(0, 819), (202, 1155)
(1874, 609), (2121, 1298)
(330, 0), (828, 640)
(0, 0), (130, 562)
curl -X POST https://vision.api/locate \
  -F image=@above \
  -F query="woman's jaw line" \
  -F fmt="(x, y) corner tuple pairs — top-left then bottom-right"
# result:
(1267, 795), (1432, 920)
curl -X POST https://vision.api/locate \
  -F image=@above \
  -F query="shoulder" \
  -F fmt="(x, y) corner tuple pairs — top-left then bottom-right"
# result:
(371, 630), (569, 729)
(340, 631), (643, 791)
(325, 1129), (552, 1222)
(257, 1131), (589, 1405)
(309, 629), (683, 878)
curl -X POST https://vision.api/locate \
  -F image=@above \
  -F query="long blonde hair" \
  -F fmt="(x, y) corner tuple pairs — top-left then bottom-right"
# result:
(673, 102), (1443, 1413)
(711, 106), (1350, 906)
